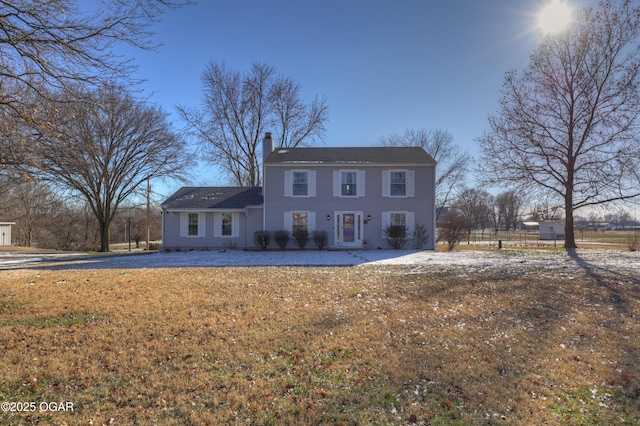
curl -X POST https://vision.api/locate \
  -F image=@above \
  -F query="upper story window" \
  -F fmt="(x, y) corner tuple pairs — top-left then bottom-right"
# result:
(293, 171), (308, 196)
(390, 172), (406, 196)
(188, 213), (199, 236)
(382, 170), (415, 197)
(333, 170), (365, 197)
(285, 170), (316, 197)
(342, 171), (357, 196)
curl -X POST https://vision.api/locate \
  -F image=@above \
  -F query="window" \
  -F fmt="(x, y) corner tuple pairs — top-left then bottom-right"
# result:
(390, 171), (406, 196)
(188, 213), (199, 236)
(382, 170), (414, 197)
(293, 171), (308, 196)
(292, 212), (308, 234)
(390, 213), (406, 227)
(341, 172), (357, 196)
(285, 170), (316, 197)
(221, 213), (232, 236)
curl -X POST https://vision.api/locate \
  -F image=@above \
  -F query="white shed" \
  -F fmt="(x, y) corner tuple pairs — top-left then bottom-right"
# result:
(539, 220), (565, 240)
(0, 216), (15, 246)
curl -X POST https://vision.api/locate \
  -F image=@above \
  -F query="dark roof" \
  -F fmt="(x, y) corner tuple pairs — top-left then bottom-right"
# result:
(0, 216), (14, 223)
(161, 187), (263, 210)
(265, 147), (436, 165)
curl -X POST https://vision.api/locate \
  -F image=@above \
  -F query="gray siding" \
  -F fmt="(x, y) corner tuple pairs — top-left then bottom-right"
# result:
(264, 165), (436, 249)
(161, 207), (263, 250)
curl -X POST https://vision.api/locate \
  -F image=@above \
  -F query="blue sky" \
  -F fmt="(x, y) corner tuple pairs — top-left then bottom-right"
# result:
(117, 0), (590, 196)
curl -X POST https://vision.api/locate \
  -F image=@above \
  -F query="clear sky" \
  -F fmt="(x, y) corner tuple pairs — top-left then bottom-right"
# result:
(117, 0), (592, 197)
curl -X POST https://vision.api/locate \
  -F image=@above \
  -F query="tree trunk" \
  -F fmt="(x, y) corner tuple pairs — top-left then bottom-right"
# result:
(564, 193), (577, 249)
(99, 220), (110, 252)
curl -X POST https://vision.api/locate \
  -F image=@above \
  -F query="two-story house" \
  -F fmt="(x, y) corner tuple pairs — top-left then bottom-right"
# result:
(161, 133), (436, 250)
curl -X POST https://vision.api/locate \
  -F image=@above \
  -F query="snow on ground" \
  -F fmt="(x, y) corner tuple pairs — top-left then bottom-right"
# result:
(1, 248), (639, 274)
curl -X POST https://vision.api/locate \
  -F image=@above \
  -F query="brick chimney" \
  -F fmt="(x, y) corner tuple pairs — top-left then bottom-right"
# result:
(262, 132), (274, 164)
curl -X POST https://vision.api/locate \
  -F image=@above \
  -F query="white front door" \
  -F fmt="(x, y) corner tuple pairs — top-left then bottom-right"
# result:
(335, 211), (363, 247)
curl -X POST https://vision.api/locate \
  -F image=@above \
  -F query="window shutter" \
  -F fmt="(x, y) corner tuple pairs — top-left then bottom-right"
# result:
(213, 213), (221, 237)
(308, 212), (316, 233)
(198, 213), (206, 237)
(407, 170), (415, 197)
(333, 171), (340, 197)
(357, 170), (366, 197)
(382, 170), (390, 197)
(232, 212), (240, 237)
(308, 171), (316, 197)
(381, 211), (390, 238)
(406, 211), (415, 235)
(284, 211), (292, 233)
(180, 213), (188, 237)
(284, 170), (292, 197)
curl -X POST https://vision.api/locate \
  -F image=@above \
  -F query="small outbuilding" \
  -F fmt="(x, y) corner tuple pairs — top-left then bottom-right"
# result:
(539, 220), (565, 240)
(0, 216), (15, 246)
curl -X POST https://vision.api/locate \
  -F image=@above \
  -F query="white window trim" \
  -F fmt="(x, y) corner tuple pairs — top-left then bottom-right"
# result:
(382, 169), (415, 198)
(333, 170), (365, 197)
(284, 211), (316, 234)
(284, 170), (316, 197)
(381, 211), (415, 238)
(180, 212), (206, 238)
(213, 212), (240, 238)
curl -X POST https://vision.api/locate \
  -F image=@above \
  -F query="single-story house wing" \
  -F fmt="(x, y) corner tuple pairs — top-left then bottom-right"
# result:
(161, 187), (263, 250)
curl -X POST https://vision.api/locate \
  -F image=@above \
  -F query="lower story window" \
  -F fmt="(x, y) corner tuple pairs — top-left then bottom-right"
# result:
(292, 212), (308, 235)
(221, 213), (232, 236)
(188, 213), (199, 236)
(390, 213), (406, 227)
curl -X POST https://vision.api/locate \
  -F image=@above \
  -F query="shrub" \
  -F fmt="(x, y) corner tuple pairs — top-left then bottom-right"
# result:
(253, 231), (270, 250)
(274, 230), (290, 250)
(384, 225), (408, 249)
(312, 230), (328, 250)
(629, 238), (639, 252)
(438, 212), (469, 250)
(293, 229), (309, 249)
(412, 223), (430, 249)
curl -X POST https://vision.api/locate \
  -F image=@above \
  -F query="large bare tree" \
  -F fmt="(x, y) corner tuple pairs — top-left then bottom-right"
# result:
(179, 61), (329, 187)
(478, 0), (640, 249)
(0, 0), (188, 168)
(378, 128), (470, 217)
(26, 84), (191, 251)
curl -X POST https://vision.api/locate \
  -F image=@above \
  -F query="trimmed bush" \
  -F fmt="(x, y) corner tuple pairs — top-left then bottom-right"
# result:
(253, 231), (270, 250)
(274, 230), (290, 250)
(293, 229), (309, 249)
(312, 230), (328, 250)
(384, 225), (408, 249)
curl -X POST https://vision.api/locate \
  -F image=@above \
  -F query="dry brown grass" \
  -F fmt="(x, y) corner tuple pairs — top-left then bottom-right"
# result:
(0, 263), (638, 425)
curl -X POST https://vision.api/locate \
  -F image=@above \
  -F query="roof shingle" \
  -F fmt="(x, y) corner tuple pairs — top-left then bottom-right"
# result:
(161, 187), (263, 210)
(265, 147), (436, 165)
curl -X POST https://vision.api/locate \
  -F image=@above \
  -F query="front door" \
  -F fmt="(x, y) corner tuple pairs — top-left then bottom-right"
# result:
(335, 211), (363, 247)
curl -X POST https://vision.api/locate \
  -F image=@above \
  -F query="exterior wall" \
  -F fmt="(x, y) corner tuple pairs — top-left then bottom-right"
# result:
(161, 207), (263, 250)
(539, 221), (565, 240)
(0, 224), (13, 246)
(263, 164), (436, 249)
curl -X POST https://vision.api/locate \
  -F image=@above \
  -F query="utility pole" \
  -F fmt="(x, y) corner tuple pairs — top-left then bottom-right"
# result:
(146, 177), (151, 251)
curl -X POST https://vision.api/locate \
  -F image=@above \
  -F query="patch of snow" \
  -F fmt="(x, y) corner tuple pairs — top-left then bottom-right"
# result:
(0, 248), (638, 272)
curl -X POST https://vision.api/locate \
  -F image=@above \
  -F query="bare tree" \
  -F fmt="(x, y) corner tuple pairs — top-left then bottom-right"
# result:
(178, 61), (329, 187)
(478, 0), (640, 249)
(438, 212), (469, 251)
(378, 128), (470, 217)
(26, 84), (191, 251)
(453, 188), (493, 236)
(495, 190), (523, 231)
(0, 0), (188, 126)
